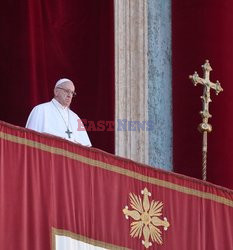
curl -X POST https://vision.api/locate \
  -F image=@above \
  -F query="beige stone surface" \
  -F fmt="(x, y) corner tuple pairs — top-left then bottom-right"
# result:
(114, 0), (148, 164)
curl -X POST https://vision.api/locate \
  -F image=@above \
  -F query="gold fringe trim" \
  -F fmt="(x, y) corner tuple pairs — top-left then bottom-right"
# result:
(1, 131), (233, 208)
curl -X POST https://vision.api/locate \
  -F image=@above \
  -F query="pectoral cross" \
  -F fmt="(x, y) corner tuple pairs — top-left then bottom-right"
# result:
(65, 129), (72, 138)
(189, 60), (223, 180)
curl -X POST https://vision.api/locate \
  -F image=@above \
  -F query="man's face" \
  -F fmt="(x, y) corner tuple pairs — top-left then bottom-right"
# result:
(54, 81), (76, 107)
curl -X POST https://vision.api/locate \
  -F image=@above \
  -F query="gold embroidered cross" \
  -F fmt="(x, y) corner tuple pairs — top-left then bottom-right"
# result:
(123, 188), (170, 248)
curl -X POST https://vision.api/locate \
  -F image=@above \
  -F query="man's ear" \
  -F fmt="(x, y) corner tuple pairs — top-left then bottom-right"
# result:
(54, 88), (58, 97)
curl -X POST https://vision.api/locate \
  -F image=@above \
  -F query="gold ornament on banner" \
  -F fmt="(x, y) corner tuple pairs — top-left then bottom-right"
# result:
(123, 188), (170, 248)
(189, 60), (223, 181)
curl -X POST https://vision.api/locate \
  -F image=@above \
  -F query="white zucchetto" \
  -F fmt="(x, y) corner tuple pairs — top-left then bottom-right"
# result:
(55, 78), (72, 87)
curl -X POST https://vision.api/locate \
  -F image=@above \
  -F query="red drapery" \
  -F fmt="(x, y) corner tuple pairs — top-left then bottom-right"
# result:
(0, 0), (114, 153)
(172, 1), (233, 189)
(0, 121), (233, 249)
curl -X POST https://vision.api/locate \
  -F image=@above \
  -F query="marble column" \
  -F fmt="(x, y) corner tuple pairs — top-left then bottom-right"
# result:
(114, 0), (149, 164)
(148, 0), (172, 170)
(114, 0), (172, 170)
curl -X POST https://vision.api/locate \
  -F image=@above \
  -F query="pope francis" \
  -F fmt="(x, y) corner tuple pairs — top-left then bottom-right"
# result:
(26, 78), (91, 147)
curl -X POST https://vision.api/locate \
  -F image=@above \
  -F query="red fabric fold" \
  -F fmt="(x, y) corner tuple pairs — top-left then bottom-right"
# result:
(0, 121), (233, 249)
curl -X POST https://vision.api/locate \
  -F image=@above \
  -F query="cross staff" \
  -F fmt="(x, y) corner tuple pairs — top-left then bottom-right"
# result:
(189, 60), (223, 180)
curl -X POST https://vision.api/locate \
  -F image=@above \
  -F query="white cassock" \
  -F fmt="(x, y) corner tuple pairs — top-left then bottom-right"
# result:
(26, 98), (92, 147)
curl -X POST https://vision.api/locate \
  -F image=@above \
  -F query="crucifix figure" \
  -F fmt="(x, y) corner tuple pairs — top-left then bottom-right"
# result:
(65, 128), (72, 138)
(189, 60), (223, 180)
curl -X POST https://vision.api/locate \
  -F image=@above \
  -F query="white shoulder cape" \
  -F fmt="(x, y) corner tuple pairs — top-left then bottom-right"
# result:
(26, 100), (92, 147)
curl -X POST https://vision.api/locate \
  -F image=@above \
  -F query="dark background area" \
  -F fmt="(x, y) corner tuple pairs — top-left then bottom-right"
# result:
(172, 1), (233, 189)
(0, 0), (115, 153)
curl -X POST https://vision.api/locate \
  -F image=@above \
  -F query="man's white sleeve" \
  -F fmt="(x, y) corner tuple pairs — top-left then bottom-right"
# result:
(25, 106), (45, 133)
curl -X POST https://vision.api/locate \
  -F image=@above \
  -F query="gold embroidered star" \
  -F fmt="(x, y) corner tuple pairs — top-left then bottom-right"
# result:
(123, 188), (170, 248)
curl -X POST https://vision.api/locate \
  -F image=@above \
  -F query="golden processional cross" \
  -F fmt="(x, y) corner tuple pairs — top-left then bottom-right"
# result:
(189, 60), (223, 180)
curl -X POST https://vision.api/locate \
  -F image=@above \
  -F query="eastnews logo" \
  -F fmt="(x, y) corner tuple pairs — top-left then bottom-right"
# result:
(77, 119), (155, 131)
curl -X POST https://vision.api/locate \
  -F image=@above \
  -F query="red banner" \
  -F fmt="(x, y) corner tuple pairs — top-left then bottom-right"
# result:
(0, 121), (232, 249)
